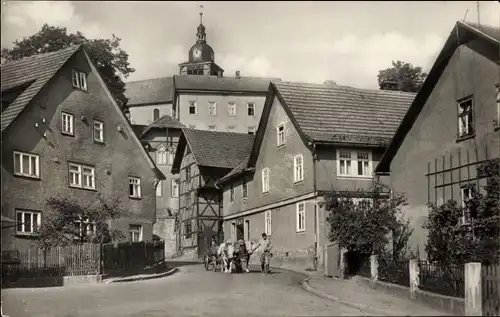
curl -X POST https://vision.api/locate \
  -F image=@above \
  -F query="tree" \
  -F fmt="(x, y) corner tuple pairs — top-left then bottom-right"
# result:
(37, 194), (127, 249)
(1, 24), (135, 114)
(423, 158), (500, 265)
(377, 60), (427, 93)
(322, 186), (409, 257)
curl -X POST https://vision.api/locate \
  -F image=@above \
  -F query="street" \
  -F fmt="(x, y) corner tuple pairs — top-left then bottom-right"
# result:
(2, 264), (376, 317)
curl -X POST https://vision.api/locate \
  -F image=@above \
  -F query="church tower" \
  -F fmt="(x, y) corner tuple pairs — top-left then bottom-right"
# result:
(178, 11), (224, 77)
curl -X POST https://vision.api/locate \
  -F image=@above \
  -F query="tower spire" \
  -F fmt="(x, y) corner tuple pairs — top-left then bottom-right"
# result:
(196, 5), (206, 43)
(199, 5), (204, 24)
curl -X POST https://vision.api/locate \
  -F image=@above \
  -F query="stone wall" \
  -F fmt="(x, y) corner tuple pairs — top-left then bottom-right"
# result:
(153, 217), (176, 258)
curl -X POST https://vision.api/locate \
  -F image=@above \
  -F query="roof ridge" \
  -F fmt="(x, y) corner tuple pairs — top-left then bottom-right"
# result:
(275, 80), (417, 96)
(1, 45), (81, 66)
(125, 76), (172, 84)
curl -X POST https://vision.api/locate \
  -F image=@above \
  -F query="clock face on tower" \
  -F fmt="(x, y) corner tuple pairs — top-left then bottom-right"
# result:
(193, 49), (202, 58)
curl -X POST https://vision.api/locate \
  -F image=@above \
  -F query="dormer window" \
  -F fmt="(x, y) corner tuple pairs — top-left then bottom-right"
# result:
(72, 70), (87, 91)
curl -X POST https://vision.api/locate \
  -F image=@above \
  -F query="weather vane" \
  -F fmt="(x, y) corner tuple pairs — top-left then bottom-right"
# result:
(199, 4), (204, 24)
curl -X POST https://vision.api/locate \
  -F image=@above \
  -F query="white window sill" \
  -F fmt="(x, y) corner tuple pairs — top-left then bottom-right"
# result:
(294, 179), (304, 184)
(69, 185), (96, 191)
(14, 173), (40, 179)
(337, 175), (373, 180)
(15, 232), (39, 238)
(296, 229), (306, 234)
(129, 195), (142, 200)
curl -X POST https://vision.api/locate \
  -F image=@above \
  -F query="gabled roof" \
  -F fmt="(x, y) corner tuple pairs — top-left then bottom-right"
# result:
(217, 155), (251, 185)
(173, 75), (280, 94)
(140, 115), (185, 137)
(171, 129), (254, 174)
(1, 45), (81, 132)
(124, 77), (174, 106)
(376, 21), (500, 174)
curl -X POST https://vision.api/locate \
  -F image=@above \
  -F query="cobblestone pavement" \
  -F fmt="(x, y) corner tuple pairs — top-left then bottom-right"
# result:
(2, 264), (376, 317)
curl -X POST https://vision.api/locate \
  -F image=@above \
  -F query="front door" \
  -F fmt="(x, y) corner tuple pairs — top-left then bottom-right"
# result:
(236, 219), (244, 241)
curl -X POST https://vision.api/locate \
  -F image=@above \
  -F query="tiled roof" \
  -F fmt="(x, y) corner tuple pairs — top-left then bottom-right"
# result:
(463, 22), (500, 42)
(125, 77), (174, 106)
(217, 155), (250, 184)
(174, 75), (280, 94)
(140, 115), (185, 137)
(183, 129), (254, 169)
(274, 81), (416, 145)
(1, 45), (81, 132)
(131, 124), (148, 138)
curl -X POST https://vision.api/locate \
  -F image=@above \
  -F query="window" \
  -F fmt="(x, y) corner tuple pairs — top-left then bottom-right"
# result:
(153, 108), (160, 121)
(265, 210), (272, 236)
(227, 125), (236, 133)
(185, 221), (192, 238)
(460, 184), (476, 225)
(296, 202), (305, 232)
(208, 102), (217, 116)
(156, 145), (167, 165)
(242, 180), (248, 197)
(245, 220), (250, 240)
(189, 101), (197, 115)
(129, 177), (141, 198)
(262, 168), (270, 193)
(93, 120), (104, 143)
(167, 152), (174, 165)
(247, 102), (255, 116)
(458, 97), (474, 137)
(69, 163), (95, 189)
(13, 151), (39, 178)
(337, 149), (372, 178)
(230, 184), (235, 202)
(185, 166), (191, 182)
(189, 124), (196, 129)
(72, 70), (87, 91)
(156, 180), (162, 197)
(16, 210), (41, 234)
(208, 125), (217, 131)
(129, 224), (143, 242)
(294, 154), (304, 183)
(75, 218), (96, 237)
(228, 102), (236, 116)
(61, 112), (74, 135)
(248, 126), (256, 135)
(171, 179), (179, 198)
(277, 123), (286, 146)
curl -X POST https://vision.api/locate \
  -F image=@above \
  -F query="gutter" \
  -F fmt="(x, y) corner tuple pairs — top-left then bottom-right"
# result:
(312, 142), (319, 269)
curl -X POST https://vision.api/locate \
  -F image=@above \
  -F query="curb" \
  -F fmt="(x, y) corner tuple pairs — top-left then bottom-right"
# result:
(104, 267), (179, 284)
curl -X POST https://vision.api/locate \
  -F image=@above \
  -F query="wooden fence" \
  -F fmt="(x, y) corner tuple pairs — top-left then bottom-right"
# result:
(482, 264), (500, 316)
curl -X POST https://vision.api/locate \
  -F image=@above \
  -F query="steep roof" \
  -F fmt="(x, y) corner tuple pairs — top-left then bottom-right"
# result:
(140, 115), (185, 137)
(125, 77), (174, 106)
(173, 75), (280, 94)
(273, 81), (415, 145)
(1, 45), (81, 132)
(376, 21), (500, 174)
(171, 129), (254, 173)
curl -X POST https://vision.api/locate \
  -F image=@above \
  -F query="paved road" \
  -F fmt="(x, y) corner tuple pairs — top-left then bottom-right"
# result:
(2, 264), (375, 317)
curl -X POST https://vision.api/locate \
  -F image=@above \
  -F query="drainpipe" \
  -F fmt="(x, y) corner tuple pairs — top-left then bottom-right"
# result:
(312, 142), (319, 271)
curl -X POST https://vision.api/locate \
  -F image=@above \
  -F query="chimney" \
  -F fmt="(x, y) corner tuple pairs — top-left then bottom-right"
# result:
(235, 70), (241, 79)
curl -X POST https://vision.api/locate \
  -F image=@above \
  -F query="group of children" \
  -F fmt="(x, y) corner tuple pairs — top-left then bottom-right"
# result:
(209, 233), (273, 274)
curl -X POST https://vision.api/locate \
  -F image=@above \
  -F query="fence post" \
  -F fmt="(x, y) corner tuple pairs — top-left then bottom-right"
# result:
(370, 254), (378, 283)
(465, 262), (482, 316)
(409, 259), (419, 299)
(339, 248), (348, 279)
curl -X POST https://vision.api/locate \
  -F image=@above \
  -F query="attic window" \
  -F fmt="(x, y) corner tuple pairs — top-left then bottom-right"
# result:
(276, 123), (286, 147)
(189, 101), (197, 115)
(457, 97), (474, 138)
(72, 70), (87, 91)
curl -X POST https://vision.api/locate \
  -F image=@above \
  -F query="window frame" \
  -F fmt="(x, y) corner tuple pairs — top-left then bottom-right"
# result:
(208, 101), (217, 116)
(72, 70), (88, 91)
(13, 151), (40, 179)
(242, 180), (248, 198)
(129, 224), (143, 242)
(229, 183), (235, 202)
(227, 125), (236, 133)
(336, 149), (373, 178)
(185, 220), (192, 238)
(460, 184), (476, 225)
(129, 176), (142, 199)
(248, 126), (256, 135)
(276, 123), (286, 147)
(93, 119), (104, 143)
(227, 102), (237, 116)
(247, 102), (255, 116)
(15, 209), (41, 235)
(153, 108), (160, 121)
(457, 96), (475, 138)
(294, 154), (304, 183)
(156, 145), (167, 165)
(171, 179), (179, 198)
(68, 163), (96, 190)
(296, 202), (306, 232)
(61, 111), (75, 136)
(262, 167), (270, 193)
(74, 217), (96, 239)
(188, 101), (197, 115)
(264, 210), (272, 236)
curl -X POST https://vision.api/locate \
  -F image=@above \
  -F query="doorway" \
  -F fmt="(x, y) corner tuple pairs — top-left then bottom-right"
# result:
(236, 219), (244, 241)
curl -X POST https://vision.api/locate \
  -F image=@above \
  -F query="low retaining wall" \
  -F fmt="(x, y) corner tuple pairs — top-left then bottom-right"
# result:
(2, 274), (103, 289)
(356, 275), (464, 315)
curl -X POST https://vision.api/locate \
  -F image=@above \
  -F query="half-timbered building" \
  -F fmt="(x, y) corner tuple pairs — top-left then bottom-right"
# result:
(171, 129), (254, 259)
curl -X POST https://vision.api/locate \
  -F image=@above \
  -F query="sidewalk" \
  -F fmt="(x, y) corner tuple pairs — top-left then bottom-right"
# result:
(303, 275), (452, 316)
(103, 266), (179, 284)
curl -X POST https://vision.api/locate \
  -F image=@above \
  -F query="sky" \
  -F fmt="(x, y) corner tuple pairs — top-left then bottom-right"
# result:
(1, 1), (499, 89)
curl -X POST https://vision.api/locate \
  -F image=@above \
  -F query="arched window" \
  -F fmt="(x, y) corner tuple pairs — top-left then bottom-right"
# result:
(156, 145), (167, 165)
(153, 108), (160, 121)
